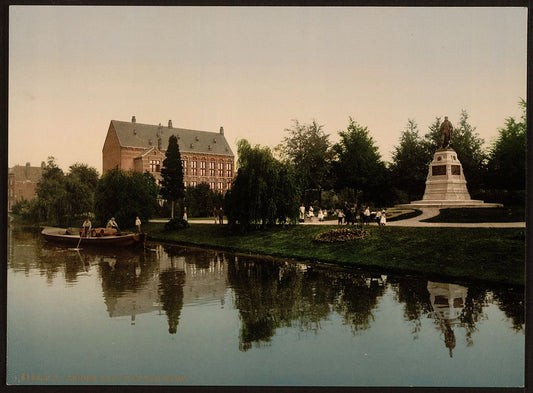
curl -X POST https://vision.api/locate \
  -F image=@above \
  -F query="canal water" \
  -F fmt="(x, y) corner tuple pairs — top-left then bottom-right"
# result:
(7, 227), (525, 387)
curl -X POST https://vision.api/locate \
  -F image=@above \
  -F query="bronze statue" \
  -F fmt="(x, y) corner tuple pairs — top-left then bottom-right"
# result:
(439, 116), (453, 148)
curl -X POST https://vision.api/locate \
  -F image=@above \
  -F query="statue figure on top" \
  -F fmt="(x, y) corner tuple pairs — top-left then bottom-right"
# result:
(439, 116), (453, 149)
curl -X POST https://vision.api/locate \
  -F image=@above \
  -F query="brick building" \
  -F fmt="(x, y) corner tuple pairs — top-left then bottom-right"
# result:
(102, 117), (235, 192)
(8, 162), (45, 211)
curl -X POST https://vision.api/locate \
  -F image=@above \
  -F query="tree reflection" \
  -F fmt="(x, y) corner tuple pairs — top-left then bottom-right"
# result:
(491, 289), (525, 332)
(158, 267), (186, 334)
(227, 256), (386, 351)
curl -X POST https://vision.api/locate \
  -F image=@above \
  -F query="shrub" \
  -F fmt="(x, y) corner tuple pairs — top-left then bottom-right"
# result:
(164, 218), (189, 231)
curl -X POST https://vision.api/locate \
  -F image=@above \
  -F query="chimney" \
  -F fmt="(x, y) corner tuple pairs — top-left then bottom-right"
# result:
(132, 116), (136, 123)
(219, 126), (224, 135)
(168, 120), (172, 128)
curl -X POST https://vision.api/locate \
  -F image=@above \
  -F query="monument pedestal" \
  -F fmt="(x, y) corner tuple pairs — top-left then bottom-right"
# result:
(396, 148), (502, 209)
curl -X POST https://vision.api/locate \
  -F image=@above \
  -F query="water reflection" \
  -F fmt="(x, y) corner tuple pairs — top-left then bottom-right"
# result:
(7, 230), (525, 355)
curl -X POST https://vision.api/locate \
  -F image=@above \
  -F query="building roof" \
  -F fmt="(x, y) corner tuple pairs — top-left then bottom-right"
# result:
(111, 120), (234, 157)
(9, 163), (43, 182)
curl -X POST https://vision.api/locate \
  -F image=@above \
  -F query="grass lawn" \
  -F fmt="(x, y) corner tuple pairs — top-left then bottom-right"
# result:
(143, 222), (525, 286)
(422, 206), (525, 223)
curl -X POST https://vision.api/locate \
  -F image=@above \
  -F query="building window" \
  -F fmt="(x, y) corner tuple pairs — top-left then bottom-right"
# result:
(209, 182), (215, 190)
(218, 182), (223, 191)
(227, 181), (232, 190)
(190, 181), (197, 187)
(150, 160), (161, 172)
(226, 162), (233, 177)
(218, 162), (224, 176)
(200, 161), (206, 176)
(191, 160), (197, 175)
(182, 159), (188, 175)
(209, 160), (215, 176)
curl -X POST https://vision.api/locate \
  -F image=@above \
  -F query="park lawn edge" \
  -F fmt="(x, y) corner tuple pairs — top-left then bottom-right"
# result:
(143, 222), (525, 287)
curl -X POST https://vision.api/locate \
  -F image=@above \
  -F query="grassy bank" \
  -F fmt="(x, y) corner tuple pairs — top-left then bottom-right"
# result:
(143, 222), (525, 286)
(422, 206), (525, 223)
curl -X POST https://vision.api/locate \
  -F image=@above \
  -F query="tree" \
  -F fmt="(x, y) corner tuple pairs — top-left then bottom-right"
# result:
(225, 139), (301, 230)
(94, 168), (159, 228)
(486, 99), (526, 191)
(332, 118), (388, 205)
(280, 119), (334, 201)
(390, 119), (431, 202)
(160, 135), (185, 219)
(30, 158), (100, 226)
(184, 183), (223, 217)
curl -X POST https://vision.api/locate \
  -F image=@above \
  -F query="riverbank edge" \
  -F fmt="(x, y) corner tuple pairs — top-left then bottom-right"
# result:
(143, 223), (525, 288)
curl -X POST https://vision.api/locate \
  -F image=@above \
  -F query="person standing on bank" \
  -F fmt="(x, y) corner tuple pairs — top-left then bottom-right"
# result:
(135, 216), (141, 233)
(82, 217), (92, 237)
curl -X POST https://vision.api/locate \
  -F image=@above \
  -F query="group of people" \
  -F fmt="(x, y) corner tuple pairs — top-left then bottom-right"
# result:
(213, 207), (224, 224)
(335, 204), (387, 226)
(299, 204), (328, 222)
(361, 206), (387, 226)
(80, 215), (143, 237)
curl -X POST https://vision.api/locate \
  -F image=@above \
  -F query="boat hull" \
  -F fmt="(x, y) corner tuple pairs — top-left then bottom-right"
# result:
(41, 227), (146, 247)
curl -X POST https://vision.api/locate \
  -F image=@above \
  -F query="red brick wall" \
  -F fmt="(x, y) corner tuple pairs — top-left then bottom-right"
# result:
(102, 124), (122, 173)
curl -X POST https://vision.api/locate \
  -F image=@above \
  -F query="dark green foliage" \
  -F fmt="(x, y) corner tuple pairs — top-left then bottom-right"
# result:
(184, 183), (223, 217)
(280, 119), (334, 194)
(94, 168), (159, 228)
(225, 140), (301, 231)
(389, 120), (431, 201)
(164, 218), (190, 231)
(30, 157), (100, 226)
(486, 99), (526, 191)
(160, 135), (185, 219)
(332, 117), (388, 205)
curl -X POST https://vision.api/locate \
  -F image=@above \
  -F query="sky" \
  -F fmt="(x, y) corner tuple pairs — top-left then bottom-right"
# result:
(9, 6), (527, 174)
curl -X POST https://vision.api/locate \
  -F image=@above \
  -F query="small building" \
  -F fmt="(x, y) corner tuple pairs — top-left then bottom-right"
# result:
(7, 162), (45, 211)
(102, 117), (235, 192)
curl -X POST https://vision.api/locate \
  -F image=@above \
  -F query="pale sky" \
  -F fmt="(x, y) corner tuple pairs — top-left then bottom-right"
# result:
(9, 6), (527, 173)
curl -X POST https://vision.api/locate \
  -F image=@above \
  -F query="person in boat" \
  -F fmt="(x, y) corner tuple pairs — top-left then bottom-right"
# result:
(135, 216), (141, 233)
(82, 217), (92, 237)
(107, 217), (119, 230)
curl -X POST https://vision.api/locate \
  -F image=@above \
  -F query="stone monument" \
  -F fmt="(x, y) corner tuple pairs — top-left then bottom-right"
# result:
(397, 116), (502, 208)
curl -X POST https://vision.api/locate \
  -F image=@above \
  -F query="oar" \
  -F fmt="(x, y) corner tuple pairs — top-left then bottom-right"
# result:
(69, 229), (83, 251)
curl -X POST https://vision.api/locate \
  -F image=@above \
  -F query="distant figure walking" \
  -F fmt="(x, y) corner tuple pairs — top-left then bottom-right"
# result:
(218, 207), (224, 225)
(380, 210), (387, 226)
(299, 204), (305, 223)
(337, 209), (345, 225)
(363, 206), (371, 225)
(135, 216), (141, 233)
(375, 210), (381, 225)
(183, 207), (188, 221)
(440, 116), (453, 148)
(213, 207), (219, 224)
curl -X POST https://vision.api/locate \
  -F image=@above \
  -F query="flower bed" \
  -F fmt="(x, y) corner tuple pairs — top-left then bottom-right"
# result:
(313, 227), (369, 243)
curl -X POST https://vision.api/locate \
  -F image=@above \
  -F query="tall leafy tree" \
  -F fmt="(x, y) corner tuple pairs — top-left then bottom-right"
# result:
(94, 168), (159, 228)
(34, 156), (67, 225)
(160, 135), (185, 219)
(225, 139), (301, 230)
(486, 99), (526, 191)
(281, 119), (334, 197)
(390, 119), (431, 202)
(332, 117), (387, 204)
(184, 183), (223, 217)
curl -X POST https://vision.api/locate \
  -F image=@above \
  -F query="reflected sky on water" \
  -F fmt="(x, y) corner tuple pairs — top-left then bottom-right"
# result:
(6, 227), (525, 387)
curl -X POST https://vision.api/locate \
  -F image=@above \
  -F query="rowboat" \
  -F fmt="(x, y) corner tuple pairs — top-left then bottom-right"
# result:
(41, 227), (146, 247)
